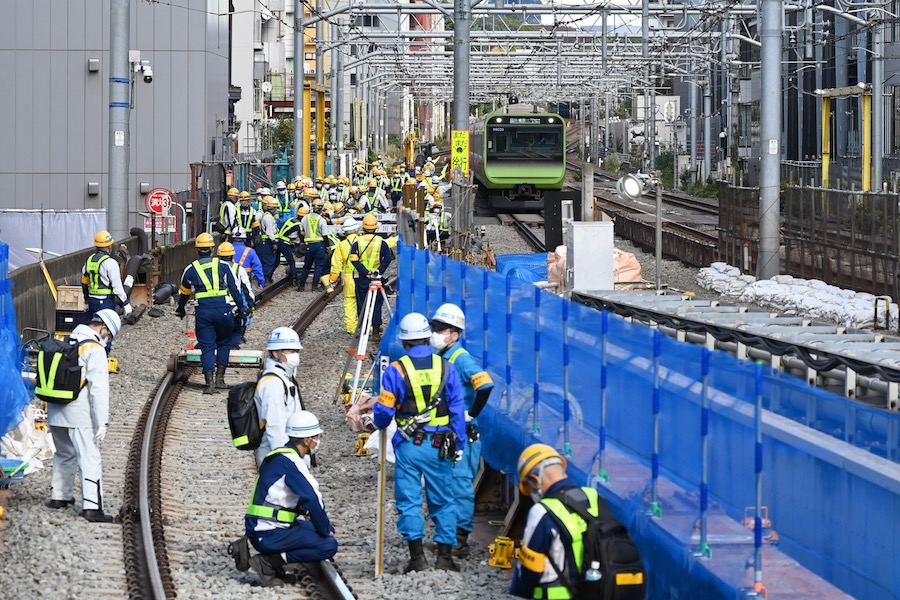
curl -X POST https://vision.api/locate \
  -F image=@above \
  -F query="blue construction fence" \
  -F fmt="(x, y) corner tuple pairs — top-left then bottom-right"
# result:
(0, 240), (30, 437)
(386, 242), (900, 600)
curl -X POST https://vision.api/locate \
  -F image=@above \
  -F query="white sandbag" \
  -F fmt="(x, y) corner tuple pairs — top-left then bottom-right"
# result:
(364, 421), (397, 464)
(0, 404), (52, 475)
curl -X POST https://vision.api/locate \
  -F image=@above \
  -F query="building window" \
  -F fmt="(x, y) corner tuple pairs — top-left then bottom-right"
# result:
(305, 52), (315, 61)
(353, 15), (381, 28)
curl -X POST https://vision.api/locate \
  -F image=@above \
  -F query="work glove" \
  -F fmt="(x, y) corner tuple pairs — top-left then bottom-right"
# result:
(453, 449), (464, 463)
(123, 303), (133, 316)
(94, 425), (108, 443)
(464, 410), (474, 423)
(175, 306), (186, 319)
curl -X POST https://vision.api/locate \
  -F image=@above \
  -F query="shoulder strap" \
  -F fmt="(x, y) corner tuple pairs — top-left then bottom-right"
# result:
(549, 487), (622, 536)
(259, 372), (290, 398)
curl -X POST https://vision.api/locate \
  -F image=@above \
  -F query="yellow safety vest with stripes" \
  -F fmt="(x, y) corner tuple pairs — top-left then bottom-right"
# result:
(246, 446), (304, 523)
(355, 234), (384, 273)
(395, 354), (449, 427)
(304, 214), (324, 242)
(192, 258), (228, 299)
(85, 252), (112, 295)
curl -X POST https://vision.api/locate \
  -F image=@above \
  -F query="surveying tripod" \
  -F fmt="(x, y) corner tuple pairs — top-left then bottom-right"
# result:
(334, 276), (393, 408)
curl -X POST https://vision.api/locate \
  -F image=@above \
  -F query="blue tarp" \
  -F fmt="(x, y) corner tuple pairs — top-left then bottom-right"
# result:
(0, 240), (30, 436)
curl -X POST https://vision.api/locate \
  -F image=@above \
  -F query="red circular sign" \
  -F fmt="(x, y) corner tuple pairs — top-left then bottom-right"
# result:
(145, 188), (173, 214)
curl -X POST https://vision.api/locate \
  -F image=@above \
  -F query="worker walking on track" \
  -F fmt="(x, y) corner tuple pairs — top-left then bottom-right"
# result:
(325, 217), (361, 334)
(230, 231), (264, 288)
(297, 194), (329, 292)
(217, 242), (255, 349)
(218, 187), (240, 240)
(46, 309), (121, 522)
(429, 303), (494, 558)
(273, 213), (302, 286)
(258, 196), (280, 284)
(349, 214), (392, 337)
(82, 230), (132, 319)
(254, 327), (306, 467)
(175, 233), (246, 395)
(373, 313), (467, 573)
(245, 410), (337, 587)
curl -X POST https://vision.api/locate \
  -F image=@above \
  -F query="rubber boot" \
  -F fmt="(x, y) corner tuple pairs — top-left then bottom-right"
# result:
(403, 538), (429, 573)
(435, 542), (460, 571)
(250, 553), (286, 587)
(215, 365), (230, 389)
(203, 372), (215, 395)
(453, 528), (470, 559)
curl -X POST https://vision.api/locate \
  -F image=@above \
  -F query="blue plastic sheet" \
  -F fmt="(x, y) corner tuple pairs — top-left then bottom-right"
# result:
(0, 241), (30, 437)
(388, 242), (900, 599)
(495, 253), (547, 281)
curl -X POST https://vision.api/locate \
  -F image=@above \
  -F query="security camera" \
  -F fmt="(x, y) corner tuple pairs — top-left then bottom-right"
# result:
(143, 67), (153, 84)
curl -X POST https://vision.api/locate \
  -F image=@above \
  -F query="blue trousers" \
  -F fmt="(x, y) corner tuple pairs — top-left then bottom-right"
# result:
(87, 296), (115, 317)
(246, 519), (338, 563)
(275, 240), (296, 276)
(354, 277), (385, 327)
(394, 437), (456, 545)
(195, 303), (234, 373)
(452, 437), (481, 532)
(299, 242), (326, 285)
(259, 240), (276, 279)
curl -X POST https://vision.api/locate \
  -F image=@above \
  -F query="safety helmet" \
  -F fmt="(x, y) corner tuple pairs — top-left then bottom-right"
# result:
(349, 186), (360, 195)
(276, 181), (287, 191)
(355, 165), (365, 174)
(264, 196), (279, 209)
(297, 206), (309, 217)
(431, 202), (443, 210)
(332, 202), (344, 215)
(287, 182), (296, 192)
(239, 191), (251, 201)
(362, 214), (378, 232)
(94, 230), (114, 248)
(292, 175), (303, 184)
(342, 217), (360, 234)
(266, 326), (303, 350)
(286, 410), (323, 439)
(432, 176), (441, 184)
(326, 176), (337, 185)
(312, 199), (324, 211)
(339, 176), (350, 185)
(416, 173), (425, 182)
(217, 241), (235, 257)
(92, 308), (122, 338)
(195, 232), (215, 249)
(517, 444), (567, 495)
(256, 186), (265, 195)
(302, 188), (319, 199)
(227, 187), (240, 198)
(431, 303), (465, 332)
(392, 166), (401, 174)
(398, 312), (432, 341)
(231, 230), (247, 240)
(367, 178), (377, 188)
(260, 187), (272, 196)
(315, 177), (324, 184)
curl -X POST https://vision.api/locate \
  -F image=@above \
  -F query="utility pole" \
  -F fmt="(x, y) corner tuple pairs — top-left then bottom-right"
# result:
(642, 0), (650, 171)
(872, 16), (884, 189)
(453, 0), (470, 130)
(108, 0), (130, 240)
(758, 0), (782, 279)
(334, 24), (345, 176)
(315, 0), (324, 178)
(293, 0), (305, 178)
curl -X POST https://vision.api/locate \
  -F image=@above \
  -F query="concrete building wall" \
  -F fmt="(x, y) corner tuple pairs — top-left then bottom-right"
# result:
(0, 1), (228, 230)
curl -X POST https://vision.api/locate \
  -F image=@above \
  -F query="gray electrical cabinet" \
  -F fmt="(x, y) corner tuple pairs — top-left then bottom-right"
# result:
(567, 221), (615, 291)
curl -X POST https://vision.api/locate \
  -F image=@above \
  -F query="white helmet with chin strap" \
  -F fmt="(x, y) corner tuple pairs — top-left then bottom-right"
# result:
(286, 410), (323, 438)
(397, 312), (431, 341)
(430, 303), (465, 332)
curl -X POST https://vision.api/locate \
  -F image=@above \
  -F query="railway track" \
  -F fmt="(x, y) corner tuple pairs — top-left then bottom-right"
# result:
(120, 276), (357, 599)
(502, 214), (547, 252)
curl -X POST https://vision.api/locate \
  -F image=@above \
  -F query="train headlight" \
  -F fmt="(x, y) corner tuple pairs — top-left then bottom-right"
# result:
(495, 117), (503, 123)
(617, 174), (645, 200)
(547, 117), (555, 123)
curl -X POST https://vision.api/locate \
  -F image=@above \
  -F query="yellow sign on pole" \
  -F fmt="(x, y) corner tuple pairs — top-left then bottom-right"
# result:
(450, 130), (470, 177)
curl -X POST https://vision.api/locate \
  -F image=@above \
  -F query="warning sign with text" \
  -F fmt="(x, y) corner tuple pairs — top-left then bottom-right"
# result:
(450, 130), (470, 177)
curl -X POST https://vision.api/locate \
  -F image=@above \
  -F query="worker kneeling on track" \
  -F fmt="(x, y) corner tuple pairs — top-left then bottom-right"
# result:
(245, 410), (337, 587)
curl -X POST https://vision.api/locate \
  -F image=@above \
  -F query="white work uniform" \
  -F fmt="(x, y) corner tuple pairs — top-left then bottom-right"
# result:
(260, 211), (278, 240)
(82, 252), (129, 304)
(47, 324), (109, 510)
(220, 200), (238, 233)
(253, 358), (304, 467)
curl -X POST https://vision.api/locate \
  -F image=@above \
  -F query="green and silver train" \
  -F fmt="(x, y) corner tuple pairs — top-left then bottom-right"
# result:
(470, 107), (566, 211)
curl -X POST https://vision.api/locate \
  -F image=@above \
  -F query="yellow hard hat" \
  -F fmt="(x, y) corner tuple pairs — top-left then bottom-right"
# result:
(239, 191), (251, 200)
(367, 178), (377, 187)
(196, 232), (215, 249)
(297, 206), (309, 217)
(264, 196), (279, 209)
(516, 444), (566, 495)
(302, 188), (320, 199)
(326, 176), (337, 185)
(362, 214), (378, 231)
(217, 241), (235, 257)
(287, 182), (296, 191)
(312, 198), (324, 209)
(315, 177), (324, 184)
(227, 187), (240, 198)
(94, 230), (114, 248)
(333, 202), (344, 214)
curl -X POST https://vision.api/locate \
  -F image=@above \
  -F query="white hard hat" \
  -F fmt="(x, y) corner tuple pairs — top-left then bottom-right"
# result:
(92, 309), (122, 338)
(286, 410), (323, 438)
(260, 187), (272, 196)
(266, 326), (303, 350)
(276, 181), (287, 190)
(431, 303), (465, 332)
(398, 312), (431, 341)
(342, 217), (361, 233)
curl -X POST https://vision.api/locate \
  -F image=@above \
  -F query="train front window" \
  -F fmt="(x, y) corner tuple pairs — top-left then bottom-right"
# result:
(486, 125), (562, 162)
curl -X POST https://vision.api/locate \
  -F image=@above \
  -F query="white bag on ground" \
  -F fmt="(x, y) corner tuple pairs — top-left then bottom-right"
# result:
(0, 404), (52, 475)
(364, 420), (397, 464)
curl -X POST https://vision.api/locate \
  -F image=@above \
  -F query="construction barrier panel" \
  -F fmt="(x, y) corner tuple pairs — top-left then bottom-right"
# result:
(388, 242), (900, 599)
(0, 240), (31, 436)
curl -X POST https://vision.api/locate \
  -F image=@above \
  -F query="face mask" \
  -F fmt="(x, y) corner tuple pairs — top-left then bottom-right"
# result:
(430, 332), (451, 351)
(308, 436), (322, 455)
(284, 352), (301, 370)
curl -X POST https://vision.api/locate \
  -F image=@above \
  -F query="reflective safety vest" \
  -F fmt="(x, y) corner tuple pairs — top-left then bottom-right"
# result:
(355, 234), (384, 273)
(238, 247), (253, 272)
(326, 232), (341, 249)
(277, 194), (292, 215)
(192, 258), (228, 299)
(219, 200), (236, 231)
(85, 252), (113, 295)
(391, 176), (404, 192)
(275, 218), (301, 243)
(439, 211), (450, 232)
(304, 214), (324, 242)
(246, 447), (304, 523)
(236, 204), (256, 232)
(395, 354), (449, 427)
(531, 487), (602, 600)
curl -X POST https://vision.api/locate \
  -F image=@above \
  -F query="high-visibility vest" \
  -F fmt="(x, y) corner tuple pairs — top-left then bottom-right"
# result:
(275, 218), (301, 243)
(238, 247), (253, 272)
(356, 234), (383, 272)
(219, 200), (236, 231)
(304, 215), (324, 242)
(236, 204), (256, 232)
(395, 354), (449, 427)
(85, 252), (113, 295)
(529, 487), (601, 600)
(192, 258), (228, 299)
(246, 447), (304, 523)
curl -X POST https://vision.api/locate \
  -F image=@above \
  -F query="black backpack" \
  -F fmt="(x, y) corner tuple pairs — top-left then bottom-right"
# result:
(33, 337), (96, 404)
(227, 372), (293, 450)
(546, 487), (646, 600)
